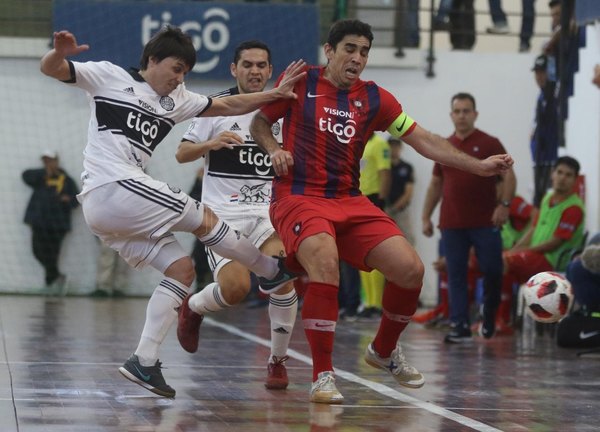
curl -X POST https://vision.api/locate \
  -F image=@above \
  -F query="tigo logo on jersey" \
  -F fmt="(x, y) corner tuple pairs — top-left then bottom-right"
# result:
(320, 107), (357, 144)
(319, 117), (356, 144)
(127, 112), (160, 146)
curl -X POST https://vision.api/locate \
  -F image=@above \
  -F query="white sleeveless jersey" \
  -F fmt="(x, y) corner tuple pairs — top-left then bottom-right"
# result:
(67, 60), (210, 195)
(182, 87), (282, 219)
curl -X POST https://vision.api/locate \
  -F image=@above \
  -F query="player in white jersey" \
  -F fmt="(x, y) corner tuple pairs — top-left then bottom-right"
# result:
(40, 27), (305, 398)
(175, 41), (297, 390)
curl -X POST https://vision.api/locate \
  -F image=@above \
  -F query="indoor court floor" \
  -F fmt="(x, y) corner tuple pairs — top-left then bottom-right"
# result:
(0, 294), (599, 432)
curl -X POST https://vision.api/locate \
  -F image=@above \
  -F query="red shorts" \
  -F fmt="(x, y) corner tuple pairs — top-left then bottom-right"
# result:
(503, 250), (553, 283)
(269, 195), (403, 272)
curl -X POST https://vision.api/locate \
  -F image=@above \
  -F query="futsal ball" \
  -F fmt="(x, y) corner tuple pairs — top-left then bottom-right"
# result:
(523, 271), (574, 323)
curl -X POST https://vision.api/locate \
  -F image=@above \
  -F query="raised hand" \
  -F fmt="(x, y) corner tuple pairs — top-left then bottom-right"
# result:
(275, 60), (307, 100)
(52, 30), (89, 57)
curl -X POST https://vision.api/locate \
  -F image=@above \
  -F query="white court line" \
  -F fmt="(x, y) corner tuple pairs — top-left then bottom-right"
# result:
(204, 317), (504, 432)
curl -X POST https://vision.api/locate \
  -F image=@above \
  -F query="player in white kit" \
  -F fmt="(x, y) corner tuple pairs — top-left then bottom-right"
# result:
(40, 27), (304, 398)
(175, 41), (297, 390)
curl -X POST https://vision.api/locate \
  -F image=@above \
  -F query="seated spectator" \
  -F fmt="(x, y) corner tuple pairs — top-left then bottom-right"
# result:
(502, 156), (585, 323)
(566, 233), (600, 313)
(557, 234), (600, 349)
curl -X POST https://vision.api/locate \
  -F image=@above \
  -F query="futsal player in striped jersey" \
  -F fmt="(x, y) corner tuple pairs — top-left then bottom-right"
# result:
(175, 40), (297, 390)
(250, 19), (514, 404)
(40, 27), (304, 398)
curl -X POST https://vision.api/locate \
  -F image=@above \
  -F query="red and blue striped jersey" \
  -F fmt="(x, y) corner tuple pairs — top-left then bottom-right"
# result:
(260, 66), (414, 200)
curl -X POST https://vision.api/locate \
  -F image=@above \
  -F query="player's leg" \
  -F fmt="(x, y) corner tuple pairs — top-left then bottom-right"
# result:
(296, 232), (344, 403)
(118, 240), (194, 398)
(192, 206), (295, 291)
(260, 234), (298, 390)
(270, 195), (344, 403)
(81, 180), (201, 398)
(177, 256), (251, 353)
(361, 234), (425, 388)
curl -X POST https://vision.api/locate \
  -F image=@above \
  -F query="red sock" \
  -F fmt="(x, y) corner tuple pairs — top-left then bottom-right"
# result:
(301, 282), (339, 381)
(372, 282), (421, 357)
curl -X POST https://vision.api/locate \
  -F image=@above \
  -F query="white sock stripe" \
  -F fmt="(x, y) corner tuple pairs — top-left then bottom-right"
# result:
(205, 247), (216, 270)
(303, 318), (337, 332)
(269, 292), (298, 307)
(202, 221), (230, 247)
(212, 284), (228, 308)
(159, 279), (188, 300)
(117, 179), (185, 213)
(383, 310), (412, 323)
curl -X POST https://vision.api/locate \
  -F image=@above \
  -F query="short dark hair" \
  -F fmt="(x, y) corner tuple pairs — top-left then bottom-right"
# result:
(549, 0), (560, 7)
(327, 19), (373, 49)
(140, 25), (196, 71)
(451, 92), (477, 110)
(233, 40), (272, 65)
(554, 156), (580, 176)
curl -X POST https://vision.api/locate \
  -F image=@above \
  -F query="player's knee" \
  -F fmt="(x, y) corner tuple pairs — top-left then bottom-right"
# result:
(221, 280), (251, 304)
(165, 257), (196, 287)
(388, 257), (424, 287)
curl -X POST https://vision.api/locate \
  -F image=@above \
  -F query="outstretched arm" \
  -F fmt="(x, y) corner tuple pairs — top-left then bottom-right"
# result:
(40, 30), (89, 81)
(201, 60), (306, 117)
(400, 125), (514, 176)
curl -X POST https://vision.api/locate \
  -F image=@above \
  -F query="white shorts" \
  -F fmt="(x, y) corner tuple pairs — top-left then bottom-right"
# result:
(80, 177), (204, 272)
(206, 212), (275, 279)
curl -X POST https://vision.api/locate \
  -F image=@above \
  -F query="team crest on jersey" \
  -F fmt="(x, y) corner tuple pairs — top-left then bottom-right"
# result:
(159, 96), (175, 111)
(271, 122), (281, 136)
(239, 183), (270, 203)
(352, 99), (363, 110)
(293, 222), (302, 236)
(167, 184), (181, 194)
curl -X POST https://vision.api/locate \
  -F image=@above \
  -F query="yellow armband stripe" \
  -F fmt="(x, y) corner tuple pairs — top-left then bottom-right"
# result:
(388, 112), (415, 137)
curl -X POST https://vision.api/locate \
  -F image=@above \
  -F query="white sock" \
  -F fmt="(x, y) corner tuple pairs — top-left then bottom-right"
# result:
(189, 282), (231, 314)
(198, 220), (277, 278)
(268, 290), (298, 360)
(135, 278), (191, 366)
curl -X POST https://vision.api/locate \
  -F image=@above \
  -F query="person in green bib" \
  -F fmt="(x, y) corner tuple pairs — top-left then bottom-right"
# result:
(502, 156), (585, 296)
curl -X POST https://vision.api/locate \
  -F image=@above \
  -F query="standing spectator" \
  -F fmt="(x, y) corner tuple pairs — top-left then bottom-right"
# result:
(393, 0), (420, 57)
(530, 54), (559, 208)
(449, 0), (476, 50)
(358, 133), (392, 319)
(40, 27), (303, 398)
(22, 150), (79, 294)
(433, 0), (453, 31)
(519, 0), (536, 52)
(387, 137), (415, 245)
(485, 0), (509, 35)
(485, 1), (535, 51)
(250, 20), (513, 403)
(175, 40), (298, 391)
(92, 242), (130, 297)
(422, 92), (516, 343)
